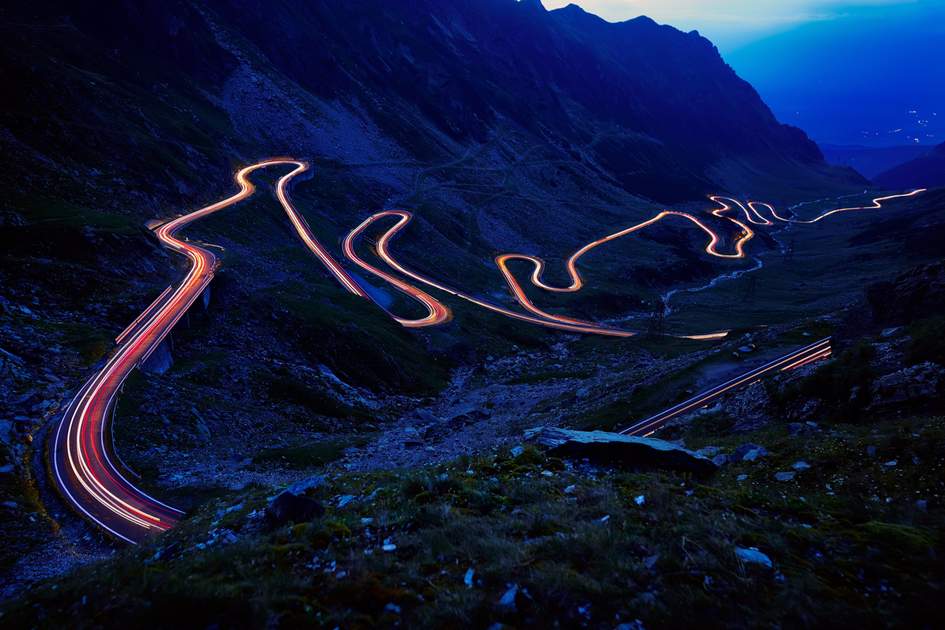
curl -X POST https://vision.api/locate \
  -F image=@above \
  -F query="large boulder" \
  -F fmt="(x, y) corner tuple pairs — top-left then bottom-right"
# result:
(524, 427), (718, 477)
(265, 490), (324, 528)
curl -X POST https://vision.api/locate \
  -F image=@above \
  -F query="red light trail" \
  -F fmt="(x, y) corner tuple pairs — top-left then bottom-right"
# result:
(51, 158), (923, 542)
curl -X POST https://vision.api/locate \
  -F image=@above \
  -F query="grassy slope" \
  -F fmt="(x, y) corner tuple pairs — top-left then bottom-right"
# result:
(665, 189), (945, 333)
(2, 415), (942, 627)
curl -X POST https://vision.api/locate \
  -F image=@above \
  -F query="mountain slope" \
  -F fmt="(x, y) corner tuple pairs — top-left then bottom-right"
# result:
(3, 0), (859, 213)
(874, 142), (945, 189)
(820, 144), (931, 180)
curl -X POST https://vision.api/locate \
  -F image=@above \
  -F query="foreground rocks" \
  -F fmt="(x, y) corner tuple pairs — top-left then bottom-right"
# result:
(265, 488), (325, 528)
(524, 426), (718, 477)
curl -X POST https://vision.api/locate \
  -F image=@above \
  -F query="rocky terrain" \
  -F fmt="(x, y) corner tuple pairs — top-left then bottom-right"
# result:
(1, 1), (943, 626)
(2, 320), (943, 625)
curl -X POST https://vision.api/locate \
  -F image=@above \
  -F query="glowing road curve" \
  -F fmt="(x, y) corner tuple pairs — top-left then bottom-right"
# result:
(51, 158), (923, 543)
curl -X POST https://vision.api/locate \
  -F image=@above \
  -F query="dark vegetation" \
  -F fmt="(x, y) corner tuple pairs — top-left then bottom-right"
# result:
(1, 0), (942, 623)
(2, 415), (943, 628)
(779, 342), (877, 423)
(906, 316), (945, 367)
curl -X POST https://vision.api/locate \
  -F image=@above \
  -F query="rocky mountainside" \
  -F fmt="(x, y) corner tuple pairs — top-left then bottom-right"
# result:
(3, 265), (944, 626)
(3, 0), (859, 219)
(8, 0), (937, 616)
(874, 141), (945, 189)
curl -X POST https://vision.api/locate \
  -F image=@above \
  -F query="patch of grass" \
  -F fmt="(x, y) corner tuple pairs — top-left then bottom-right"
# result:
(775, 341), (877, 422)
(251, 438), (365, 470)
(504, 368), (595, 386)
(7, 416), (943, 627)
(906, 315), (945, 366)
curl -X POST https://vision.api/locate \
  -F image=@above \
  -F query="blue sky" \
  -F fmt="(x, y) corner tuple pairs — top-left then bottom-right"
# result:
(541, 0), (922, 50)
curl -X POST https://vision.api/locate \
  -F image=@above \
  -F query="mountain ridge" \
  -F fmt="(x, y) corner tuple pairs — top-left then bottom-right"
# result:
(874, 142), (945, 189)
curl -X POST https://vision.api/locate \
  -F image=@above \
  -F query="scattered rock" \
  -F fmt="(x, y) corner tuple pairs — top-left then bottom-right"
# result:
(733, 443), (768, 462)
(735, 546), (773, 568)
(524, 427), (718, 477)
(867, 260), (945, 326)
(286, 476), (324, 495)
(415, 409), (436, 424)
(787, 422), (819, 436)
(498, 584), (519, 610)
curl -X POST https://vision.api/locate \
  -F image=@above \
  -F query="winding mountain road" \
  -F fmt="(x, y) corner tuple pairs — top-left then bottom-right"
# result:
(620, 337), (833, 437)
(51, 158), (923, 543)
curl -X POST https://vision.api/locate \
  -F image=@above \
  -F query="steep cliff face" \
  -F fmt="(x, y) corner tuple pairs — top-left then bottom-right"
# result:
(203, 0), (843, 199)
(4, 0), (858, 217)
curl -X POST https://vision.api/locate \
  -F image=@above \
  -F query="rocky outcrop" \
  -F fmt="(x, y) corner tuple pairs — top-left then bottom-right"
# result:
(870, 361), (945, 411)
(524, 427), (718, 477)
(866, 260), (945, 326)
(265, 490), (324, 528)
(140, 339), (173, 375)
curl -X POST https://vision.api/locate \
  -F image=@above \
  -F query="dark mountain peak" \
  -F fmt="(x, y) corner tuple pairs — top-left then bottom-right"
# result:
(620, 15), (658, 27)
(518, 0), (547, 12)
(6, 0), (860, 205)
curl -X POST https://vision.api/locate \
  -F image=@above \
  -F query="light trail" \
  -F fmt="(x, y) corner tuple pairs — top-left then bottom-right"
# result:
(114, 285), (173, 345)
(619, 337), (832, 437)
(348, 211), (633, 336)
(53, 159), (372, 544)
(52, 157), (923, 543)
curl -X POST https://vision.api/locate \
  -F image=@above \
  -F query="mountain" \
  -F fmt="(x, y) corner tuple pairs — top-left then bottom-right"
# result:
(0, 0), (866, 386)
(4, 2), (945, 621)
(874, 142), (945, 189)
(819, 144), (931, 180)
(3, 0), (859, 214)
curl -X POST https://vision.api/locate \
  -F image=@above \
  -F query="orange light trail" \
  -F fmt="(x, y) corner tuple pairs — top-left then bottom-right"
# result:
(52, 157), (924, 543)
(620, 337), (832, 437)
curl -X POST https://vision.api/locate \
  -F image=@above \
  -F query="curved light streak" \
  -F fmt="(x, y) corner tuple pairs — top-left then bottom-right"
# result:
(53, 156), (923, 543)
